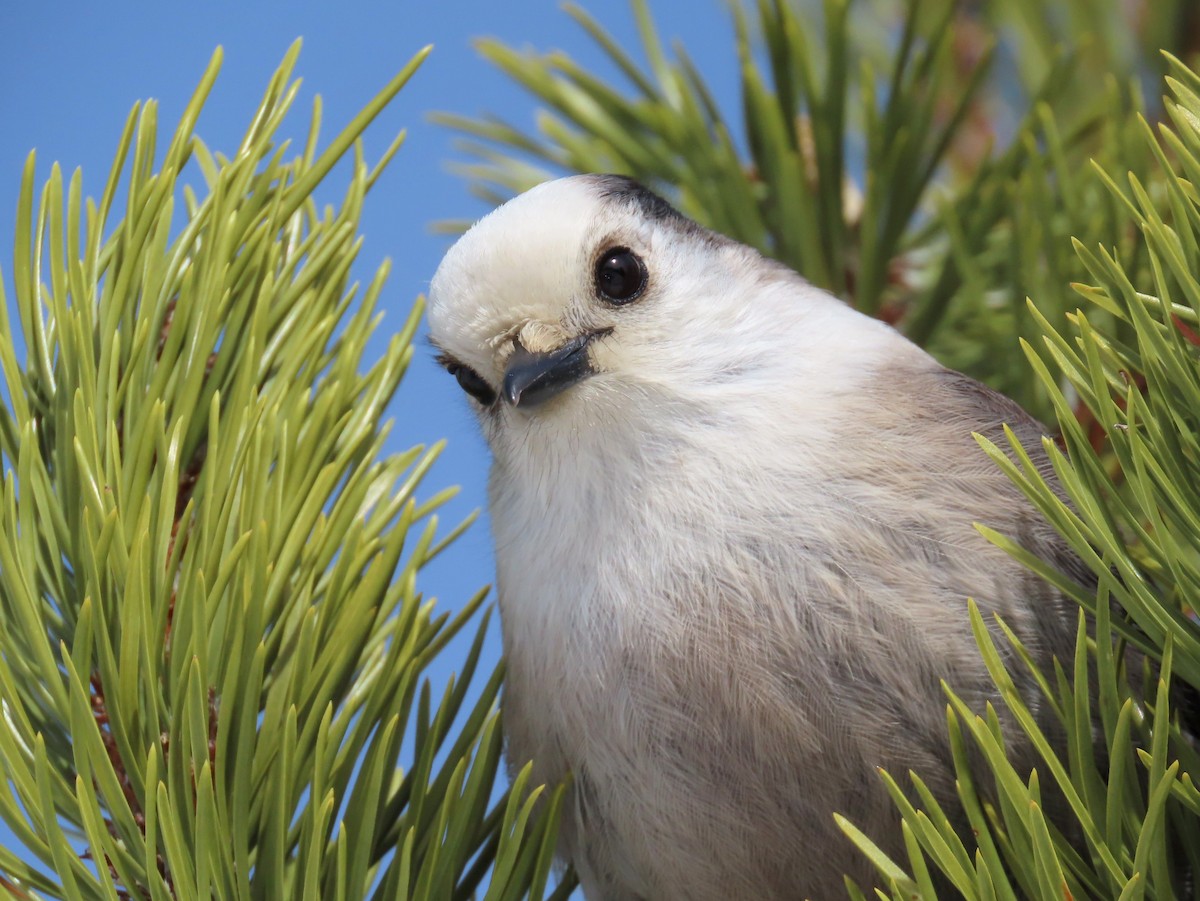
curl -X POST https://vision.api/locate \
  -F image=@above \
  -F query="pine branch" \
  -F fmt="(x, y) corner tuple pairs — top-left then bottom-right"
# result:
(0, 42), (569, 900)
(839, 53), (1200, 899)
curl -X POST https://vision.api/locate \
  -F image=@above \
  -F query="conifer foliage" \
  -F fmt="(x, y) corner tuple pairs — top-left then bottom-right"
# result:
(0, 42), (568, 901)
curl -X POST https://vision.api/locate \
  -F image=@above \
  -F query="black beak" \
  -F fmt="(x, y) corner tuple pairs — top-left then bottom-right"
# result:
(503, 332), (599, 408)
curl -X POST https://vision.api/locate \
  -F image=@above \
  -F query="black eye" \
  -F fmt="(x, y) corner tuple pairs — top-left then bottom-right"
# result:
(594, 247), (647, 304)
(446, 361), (496, 406)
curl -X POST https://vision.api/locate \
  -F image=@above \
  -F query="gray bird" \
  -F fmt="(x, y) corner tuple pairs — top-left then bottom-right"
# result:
(427, 174), (1081, 900)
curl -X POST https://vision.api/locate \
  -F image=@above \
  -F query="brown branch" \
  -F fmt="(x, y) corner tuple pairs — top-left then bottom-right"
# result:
(0, 873), (34, 898)
(79, 292), (223, 897)
(88, 673), (175, 899)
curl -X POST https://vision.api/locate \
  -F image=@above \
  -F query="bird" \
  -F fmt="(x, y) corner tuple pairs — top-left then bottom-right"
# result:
(427, 174), (1084, 900)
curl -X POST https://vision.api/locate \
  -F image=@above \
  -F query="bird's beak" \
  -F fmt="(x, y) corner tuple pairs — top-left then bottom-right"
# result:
(502, 332), (600, 408)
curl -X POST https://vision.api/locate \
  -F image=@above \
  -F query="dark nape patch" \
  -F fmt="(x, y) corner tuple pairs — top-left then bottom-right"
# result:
(589, 174), (693, 227)
(588, 173), (731, 252)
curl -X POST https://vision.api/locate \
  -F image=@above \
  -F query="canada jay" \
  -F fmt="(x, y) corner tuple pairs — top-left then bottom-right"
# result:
(428, 174), (1082, 899)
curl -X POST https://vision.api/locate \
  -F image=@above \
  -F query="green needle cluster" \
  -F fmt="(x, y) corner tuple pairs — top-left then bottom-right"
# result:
(0, 41), (569, 901)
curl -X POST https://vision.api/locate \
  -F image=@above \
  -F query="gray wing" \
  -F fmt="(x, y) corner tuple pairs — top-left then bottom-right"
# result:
(927, 366), (1098, 594)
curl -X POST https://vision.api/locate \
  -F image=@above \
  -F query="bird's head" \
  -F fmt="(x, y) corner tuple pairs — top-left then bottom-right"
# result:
(428, 174), (790, 451)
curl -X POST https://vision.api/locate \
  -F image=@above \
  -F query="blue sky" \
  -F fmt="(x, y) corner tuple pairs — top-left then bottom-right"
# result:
(0, 0), (740, 871)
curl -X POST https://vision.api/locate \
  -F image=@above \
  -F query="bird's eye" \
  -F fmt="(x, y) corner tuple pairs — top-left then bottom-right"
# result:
(594, 247), (647, 304)
(446, 361), (497, 406)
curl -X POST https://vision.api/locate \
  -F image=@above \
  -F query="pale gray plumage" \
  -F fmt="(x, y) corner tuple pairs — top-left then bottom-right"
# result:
(428, 174), (1081, 899)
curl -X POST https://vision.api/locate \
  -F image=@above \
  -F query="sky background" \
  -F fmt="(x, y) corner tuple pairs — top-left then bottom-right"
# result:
(0, 0), (742, 871)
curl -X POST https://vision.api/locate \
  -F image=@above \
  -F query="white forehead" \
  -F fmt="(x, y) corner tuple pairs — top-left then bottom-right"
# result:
(427, 176), (625, 355)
